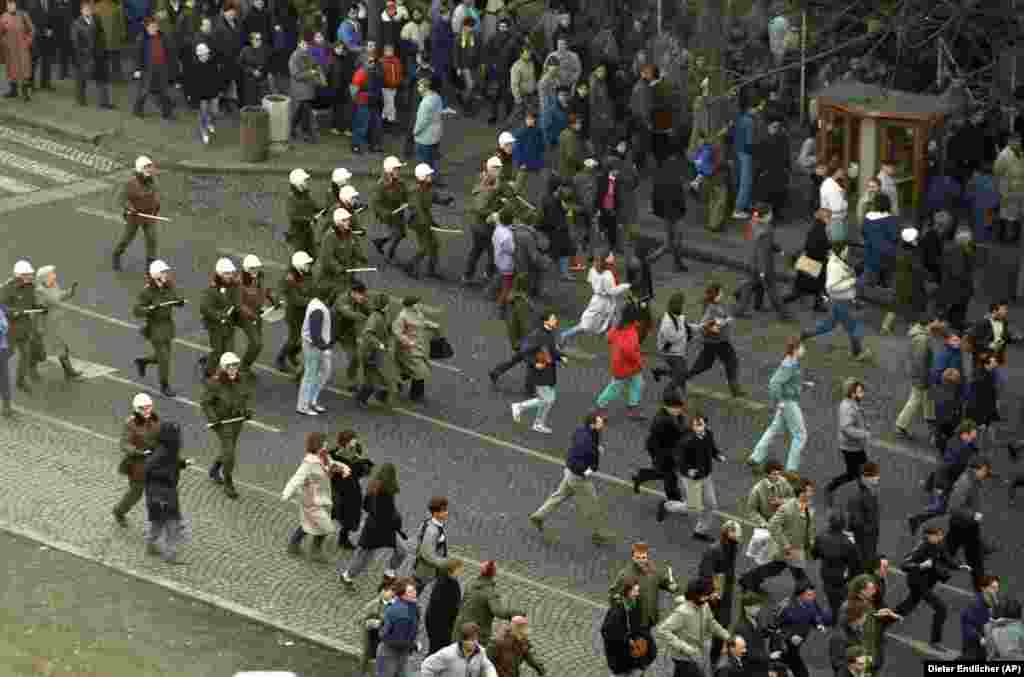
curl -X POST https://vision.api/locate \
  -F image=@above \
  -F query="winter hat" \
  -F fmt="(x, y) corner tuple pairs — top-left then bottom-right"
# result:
(480, 560), (497, 577)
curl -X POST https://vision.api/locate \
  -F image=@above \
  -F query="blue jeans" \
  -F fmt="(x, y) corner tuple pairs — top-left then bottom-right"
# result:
(559, 324), (584, 342)
(735, 151), (753, 212)
(297, 343), (331, 411)
(198, 98), (217, 136)
(415, 142), (439, 173)
(750, 400), (807, 471)
(0, 347), (10, 405)
(352, 103), (381, 147)
(596, 373), (644, 408)
(808, 299), (864, 355)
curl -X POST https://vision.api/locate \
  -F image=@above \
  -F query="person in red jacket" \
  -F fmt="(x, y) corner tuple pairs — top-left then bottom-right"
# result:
(596, 314), (646, 420)
(380, 43), (403, 126)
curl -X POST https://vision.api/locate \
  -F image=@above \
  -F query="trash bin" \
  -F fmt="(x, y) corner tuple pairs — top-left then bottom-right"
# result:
(240, 106), (269, 163)
(263, 94), (291, 149)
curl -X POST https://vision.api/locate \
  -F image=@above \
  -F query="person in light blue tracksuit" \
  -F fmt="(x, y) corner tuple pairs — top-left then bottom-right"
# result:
(749, 336), (807, 472)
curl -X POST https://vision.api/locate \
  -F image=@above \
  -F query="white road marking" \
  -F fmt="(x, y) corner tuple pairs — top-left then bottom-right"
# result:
(57, 301), (970, 599)
(0, 125), (119, 172)
(0, 178), (110, 215)
(0, 175), (40, 194)
(688, 383), (768, 411)
(101, 373), (283, 433)
(0, 149), (83, 183)
(41, 355), (118, 379)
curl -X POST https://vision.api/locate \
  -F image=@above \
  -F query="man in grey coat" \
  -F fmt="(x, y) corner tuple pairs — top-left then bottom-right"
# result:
(946, 457), (993, 585)
(735, 203), (791, 321)
(414, 495), (452, 594)
(825, 378), (870, 507)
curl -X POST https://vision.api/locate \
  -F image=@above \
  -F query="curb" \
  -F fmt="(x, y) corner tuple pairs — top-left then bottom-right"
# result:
(0, 108), (114, 145)
(0, 521), (363, 660)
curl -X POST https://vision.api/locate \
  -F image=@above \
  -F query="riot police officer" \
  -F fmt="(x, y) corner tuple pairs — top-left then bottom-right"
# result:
(371, 155), (409, 263)
(316, 207), (369, 302)
(199, 258), (241, 378)
(1, 260), (44, 392)
(113, 393), (161, 526)
(286, 168), (320, 255)
(201, 351), (252, 499)
(237, 254), (275, 375)
(133, 259), (185, 397)
(275, 250), (315, 373)
(113, 156), (162, 271)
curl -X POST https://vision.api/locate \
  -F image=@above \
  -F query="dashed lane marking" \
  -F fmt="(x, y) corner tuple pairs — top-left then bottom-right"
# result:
(41, 355), (118, 379)
(0, 178), (110, 215)
(0, 125), (119, 172)
(688, 383), (768, 411)
(101, 373), (283, 433)
(0, 149), (83, 184)
(0, 175), (40, 194)
(57, 300), (972, 599)
(5, 403), (973, 653)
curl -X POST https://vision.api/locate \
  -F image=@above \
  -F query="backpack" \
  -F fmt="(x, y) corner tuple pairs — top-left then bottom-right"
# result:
(985, 619), (1024, 660)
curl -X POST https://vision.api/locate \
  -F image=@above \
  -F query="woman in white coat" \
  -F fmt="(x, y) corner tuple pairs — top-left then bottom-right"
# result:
(33, 265), (82, 381)
(282, 431), (350, 563)
(560, 250), (631, 344)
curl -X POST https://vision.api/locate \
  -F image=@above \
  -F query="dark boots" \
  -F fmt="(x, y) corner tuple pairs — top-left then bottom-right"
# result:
(372, 237), (388, 257)
(355, 383), (374, 407)
(386, 238), (403, 262)
(338, 529), (355, 549)
(409, 379), (425, 401)
(208, 460), (223, 484)
(223, 473), (238, 499)
(274, 346), (292, 372)
(21, 81), (31, 101)
(5, 82), (17, 98)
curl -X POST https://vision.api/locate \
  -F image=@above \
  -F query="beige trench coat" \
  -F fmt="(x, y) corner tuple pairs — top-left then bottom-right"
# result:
(0, 10), (34, 81)
(392, 306), (438, 381)
(281, 454), (343, 535)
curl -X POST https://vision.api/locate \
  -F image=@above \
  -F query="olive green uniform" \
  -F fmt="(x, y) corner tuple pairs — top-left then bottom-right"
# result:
(133, 282), (183, 387)
(371, 177), (410, 260)
(199, 282), (240, 376)
(276, 268), (315, 369)
(409, 185), (446, 276)
(0, 278), (42, 387)
(315, 227), (368, 301)
(286, 189), (321, 255)
(237, 272), (274, 372)
(334, 295), (371, 382)
(201, 374), (252, 488)
(113, 413), (161, 519)
(504, 279), (532, 350)
(392, 306), (438, 384)
(115, 174), (161, 264)
(355, 297), (395, 405)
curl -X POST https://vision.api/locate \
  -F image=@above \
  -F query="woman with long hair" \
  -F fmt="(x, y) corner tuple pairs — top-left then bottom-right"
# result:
(601, 575), (657, 676)
(560, 249), (631, 344)
(339, 462), (406, 586)
(687, 283), (745, 397)
(282, 431), (350, 563)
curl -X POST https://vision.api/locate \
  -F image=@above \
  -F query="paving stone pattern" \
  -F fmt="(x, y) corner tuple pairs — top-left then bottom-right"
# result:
(0, 412), (614, 677)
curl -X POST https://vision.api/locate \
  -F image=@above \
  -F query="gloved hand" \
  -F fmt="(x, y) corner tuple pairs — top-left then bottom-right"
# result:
(920, 558), (933, 569)
(769, 651), (782, 660)
(584, 468), (594, 477)
(790, 635), (802, 646)
(687, 469), (698, 478)
(974, 512), (983, 522)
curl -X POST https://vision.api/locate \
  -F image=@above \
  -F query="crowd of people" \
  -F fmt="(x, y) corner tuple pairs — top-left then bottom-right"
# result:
(6, 1), (1024, 677)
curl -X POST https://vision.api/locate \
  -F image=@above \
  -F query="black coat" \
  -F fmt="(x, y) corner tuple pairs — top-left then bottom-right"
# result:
(645, 408), (686, 463)
(731, 611), (774, 675)
(539, 193), (576, 259)
(811, 527), (860, 586)
(966, 369), (1000, 426)
(651, 166), (686, 222)
(678, 429), (721, 480)
(601, 601), (657, 675)
(425, 574), (462, 653)
(143, 423), (186, 523)
(754, 132), (791, 195)
(699, 540), (739, 626)
(938, 244), (974, 305)
(357, 491), (403, 549)
(188, 55), (224, 100)
(845, 482), (880, 567)
(241, 7), (272, 45)
(328, 447), (374, 532)
(211, 13), (242, 80)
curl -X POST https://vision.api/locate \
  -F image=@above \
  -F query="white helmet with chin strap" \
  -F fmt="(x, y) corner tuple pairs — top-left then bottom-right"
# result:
(498, 131), (515, 146)
(289, 168), (310, 189)
(215, 257), (236, 275)
(135, 155), (154, 174)
(219, 352), (241, 368)
(149, 259), (170, 277)
(291, 251), (313, 272)
(132, 393), (153, 412)
(13, 260), (33, 276)
(242, 254), (262, 272)
(332, 167), (352, 184)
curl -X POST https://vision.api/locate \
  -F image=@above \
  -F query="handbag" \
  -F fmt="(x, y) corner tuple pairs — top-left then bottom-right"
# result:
(795, 254), (822, 277)
(629, 637), (649, 659)
(429, 335), (454, 359)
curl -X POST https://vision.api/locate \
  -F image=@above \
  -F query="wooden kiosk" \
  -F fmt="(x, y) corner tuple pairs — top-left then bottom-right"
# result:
(814, 81), (948, 214)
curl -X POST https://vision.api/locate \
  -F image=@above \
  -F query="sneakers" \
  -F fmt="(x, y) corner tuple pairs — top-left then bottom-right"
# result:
(442, 106), (457, 115)
(297, 407), (319, 416)
(312, 403), (327, 413)
(693, 531), (714, 542)
(732, 210), (751, 219)
(134, 357), (148, 378)
(339, 571), (355, 586)
(532, 422), (552, 434)
(511, 402), (522, 423)
(201, 132), (210, 145)
(113, 509), (127, 527)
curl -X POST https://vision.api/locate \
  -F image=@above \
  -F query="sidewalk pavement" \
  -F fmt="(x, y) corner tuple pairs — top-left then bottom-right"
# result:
(0, 76), (497, 178)
(0, 405), (612, 677)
